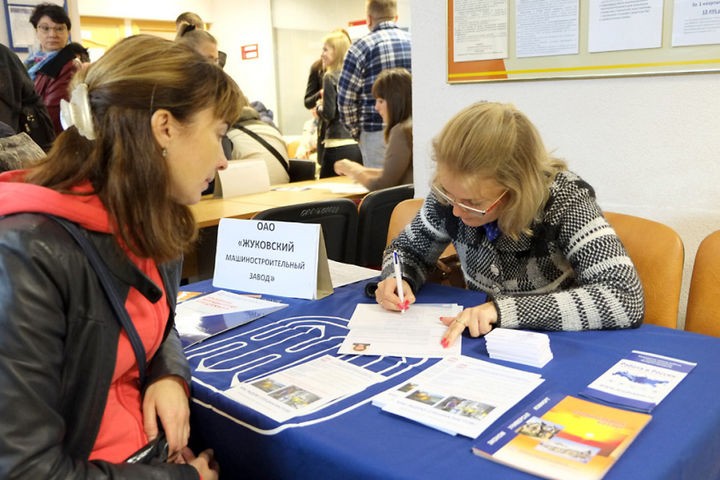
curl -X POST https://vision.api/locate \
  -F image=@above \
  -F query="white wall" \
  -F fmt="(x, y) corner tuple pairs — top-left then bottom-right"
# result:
(412, 0), (720, 327)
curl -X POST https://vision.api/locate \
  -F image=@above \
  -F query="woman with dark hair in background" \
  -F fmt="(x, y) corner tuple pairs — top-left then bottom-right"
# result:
(334, 67), (412, 190)
(0, 34), (243, 479)
(25, 3), (80, 134)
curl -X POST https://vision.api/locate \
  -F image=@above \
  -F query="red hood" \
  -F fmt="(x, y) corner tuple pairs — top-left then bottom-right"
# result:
(0, 170), (112, 233)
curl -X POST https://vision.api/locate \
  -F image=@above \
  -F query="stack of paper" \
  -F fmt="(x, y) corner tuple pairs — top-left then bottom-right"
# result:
(223, 355), (383, 423)
(372, 355), (545, 438)
(485, 328), (553, 368)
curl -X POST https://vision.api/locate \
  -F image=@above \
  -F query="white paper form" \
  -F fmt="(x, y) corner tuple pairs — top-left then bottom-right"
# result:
(328, 260), (379, 288)
(515, 0), (579, 58)
(378, 355), (545, 438)
(338, 303), (463, 358)
(453, 0), (509, 62)
(672, 0), (720, 47)
(588, 0), (663, 53)
(223, 355), (383, 422)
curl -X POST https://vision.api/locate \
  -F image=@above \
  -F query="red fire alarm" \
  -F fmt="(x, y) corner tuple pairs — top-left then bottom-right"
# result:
(241, 44), (259, 60)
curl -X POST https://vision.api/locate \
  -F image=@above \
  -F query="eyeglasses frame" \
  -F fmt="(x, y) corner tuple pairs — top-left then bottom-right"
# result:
(431, 183), (507, 217)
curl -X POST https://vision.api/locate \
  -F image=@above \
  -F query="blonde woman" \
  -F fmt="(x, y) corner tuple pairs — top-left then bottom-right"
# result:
(316, 29), (363, 178)
(375, 102), (644, 347)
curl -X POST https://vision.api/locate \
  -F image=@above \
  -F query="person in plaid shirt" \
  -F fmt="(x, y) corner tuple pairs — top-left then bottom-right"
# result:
(337, 0), (411, 169)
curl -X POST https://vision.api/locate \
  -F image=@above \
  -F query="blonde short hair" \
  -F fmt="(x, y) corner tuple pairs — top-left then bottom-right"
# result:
(366, 0), (397, 20)
(432, 102), (566, 238)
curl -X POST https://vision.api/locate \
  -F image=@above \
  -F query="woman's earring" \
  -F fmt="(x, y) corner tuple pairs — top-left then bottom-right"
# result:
(162, 148), (168, 157)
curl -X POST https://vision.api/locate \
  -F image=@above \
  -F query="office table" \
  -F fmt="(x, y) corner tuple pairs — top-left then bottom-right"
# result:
(183, 177), (368, 280)
(189, 176), (368, 228)
(185, 280), (720, 479)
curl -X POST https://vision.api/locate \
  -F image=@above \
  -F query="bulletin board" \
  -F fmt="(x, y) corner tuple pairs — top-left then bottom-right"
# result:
(3, 0), (65, 52)
(447, 0), (720, 83)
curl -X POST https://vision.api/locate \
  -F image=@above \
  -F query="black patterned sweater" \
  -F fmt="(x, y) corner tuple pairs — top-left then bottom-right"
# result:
(382, 170), (644, 331)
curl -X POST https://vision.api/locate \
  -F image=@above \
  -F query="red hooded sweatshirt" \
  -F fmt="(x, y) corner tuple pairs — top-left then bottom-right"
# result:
(0, 170), (170, 462)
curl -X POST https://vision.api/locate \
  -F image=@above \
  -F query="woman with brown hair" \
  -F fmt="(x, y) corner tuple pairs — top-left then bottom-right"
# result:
(0, 34), (243, 479)
(334, 67), (412, 190)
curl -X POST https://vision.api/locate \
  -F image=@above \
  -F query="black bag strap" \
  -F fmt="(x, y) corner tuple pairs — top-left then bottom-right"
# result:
(235, 124), (290, 174)
(50, 216), (149, 388)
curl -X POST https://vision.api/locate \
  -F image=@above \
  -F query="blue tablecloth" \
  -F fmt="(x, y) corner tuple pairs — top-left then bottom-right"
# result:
(185, 279), (720, 479)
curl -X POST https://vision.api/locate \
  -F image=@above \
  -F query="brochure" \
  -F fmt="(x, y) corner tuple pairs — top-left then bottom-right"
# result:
(374, 355), (545, 438)
(223, 354), (383, 423)
(175, 289), (287, 347)
(579, 350), (696, 412)
(473, 394), (651, 480)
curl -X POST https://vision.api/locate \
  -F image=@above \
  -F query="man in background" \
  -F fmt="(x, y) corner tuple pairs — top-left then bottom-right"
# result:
(337, 0), (411, 168)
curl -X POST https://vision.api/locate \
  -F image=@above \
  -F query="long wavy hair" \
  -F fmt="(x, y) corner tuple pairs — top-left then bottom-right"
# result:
(432, 102), (567, 239)
(26, 34), (243, 262)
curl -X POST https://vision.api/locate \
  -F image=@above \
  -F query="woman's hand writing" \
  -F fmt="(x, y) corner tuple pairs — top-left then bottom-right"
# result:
(375, 276), (415, 311)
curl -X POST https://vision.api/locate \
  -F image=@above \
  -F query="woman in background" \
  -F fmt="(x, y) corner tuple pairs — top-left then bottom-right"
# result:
(25, 3), (80, 134)
(176, 24), (220, 65)
(334, 67), (412, 190)
(316, 29), (363, 178)
(0, 34), (241, 479)
(374, 102), (643, 347)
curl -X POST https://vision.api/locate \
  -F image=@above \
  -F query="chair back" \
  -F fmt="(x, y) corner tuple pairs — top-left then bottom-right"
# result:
(386, 198), (424, 246)
(604, 212), (684, 329)
(356, 184), (415, 268)
(685, 230), (720, 336)
(252, 198), (359, 263)
(386, 197), (457, 260)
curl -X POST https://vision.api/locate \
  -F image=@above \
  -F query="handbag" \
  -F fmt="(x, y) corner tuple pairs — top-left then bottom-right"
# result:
(49, 216), (169, 465)
(19, 103), (56, 152)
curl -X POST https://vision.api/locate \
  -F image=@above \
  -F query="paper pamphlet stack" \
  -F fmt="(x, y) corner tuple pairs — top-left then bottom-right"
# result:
(485, 328), (552, 368)
(372, 355), (545, 438)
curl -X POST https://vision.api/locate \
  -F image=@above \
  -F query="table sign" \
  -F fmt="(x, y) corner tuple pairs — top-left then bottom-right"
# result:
(213, 218), (333, 299)
(214, 160), (270, 198)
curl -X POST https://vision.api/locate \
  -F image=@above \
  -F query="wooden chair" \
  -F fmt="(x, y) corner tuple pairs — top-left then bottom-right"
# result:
(356, 184), (415, 268)
(685, 230), (720, 336)
(604, 212), (684, 329)
(252, 198), (359, 264)
(385, 198), (456, 276)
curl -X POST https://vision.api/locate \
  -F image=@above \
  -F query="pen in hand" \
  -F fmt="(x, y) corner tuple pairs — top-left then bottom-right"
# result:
(392, 250), (408, 312)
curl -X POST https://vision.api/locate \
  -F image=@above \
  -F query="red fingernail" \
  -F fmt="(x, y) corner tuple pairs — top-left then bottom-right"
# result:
(440, 338), (449, 348)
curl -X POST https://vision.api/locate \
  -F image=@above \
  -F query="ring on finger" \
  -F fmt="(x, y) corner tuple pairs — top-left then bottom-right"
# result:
(453, 318), (467, 327)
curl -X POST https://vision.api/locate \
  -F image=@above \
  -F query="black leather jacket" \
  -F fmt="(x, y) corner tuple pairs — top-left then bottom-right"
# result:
(0, 213), (198, 479)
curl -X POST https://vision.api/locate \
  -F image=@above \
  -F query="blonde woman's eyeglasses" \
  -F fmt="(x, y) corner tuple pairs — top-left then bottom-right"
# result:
(431, 184), (507, 217)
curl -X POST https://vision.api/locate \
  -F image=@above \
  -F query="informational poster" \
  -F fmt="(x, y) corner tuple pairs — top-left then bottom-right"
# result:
(672, 0), (720, 47)
(453, 0), (508, 62)
(516, 0), (579, 58)
(588, 0), (664, 53)
(447, 0), (720, 83)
